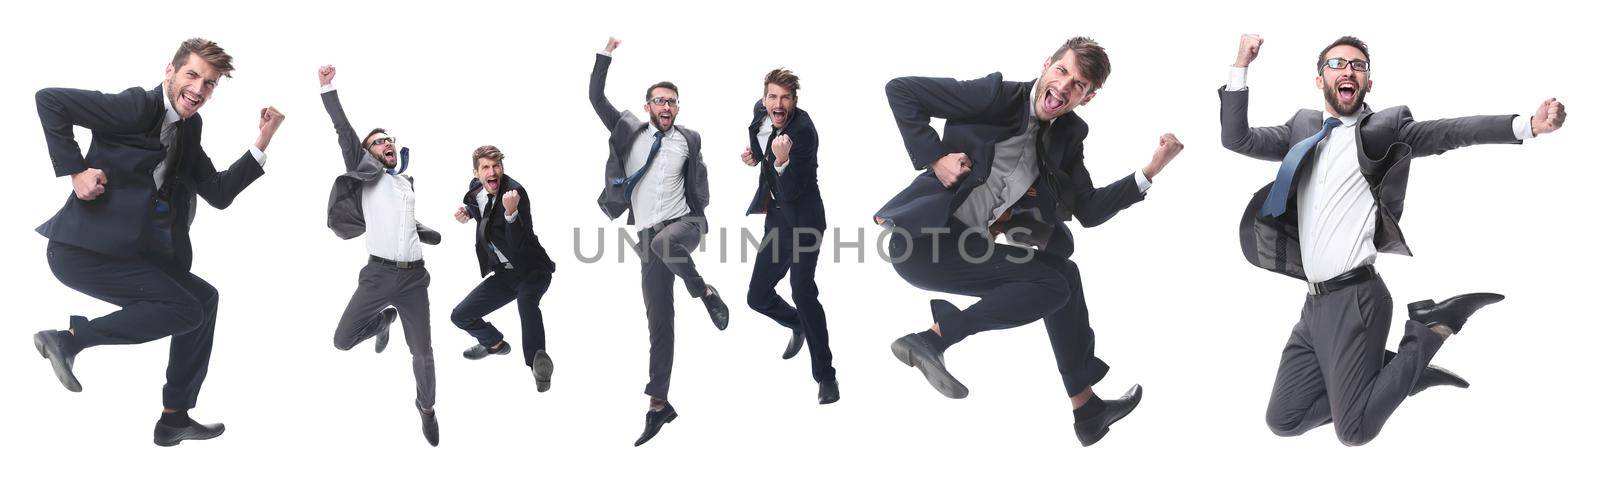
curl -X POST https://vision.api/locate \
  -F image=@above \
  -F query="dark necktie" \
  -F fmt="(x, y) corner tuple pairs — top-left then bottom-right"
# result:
(1260, 117), (1343, 218)
(620, 130), (666, 201)
(763, 128), (780, 201)
(480, 194), (498, 259)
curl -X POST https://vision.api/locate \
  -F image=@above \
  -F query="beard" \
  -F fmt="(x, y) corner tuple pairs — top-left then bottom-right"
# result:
(651, 113), (673, 131)
(1322, 83), (1368, 117)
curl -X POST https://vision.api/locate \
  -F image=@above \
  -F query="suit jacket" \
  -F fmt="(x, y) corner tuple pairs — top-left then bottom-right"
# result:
(462, 175), (556, 277)
(744, 100), (826, 229)
(875, 73), (1145, 258)
(34, 85), (264, 271)
(1219, 87), (1521, 280)
(589, 53), (710, 230)
(321, 90), (440, 245)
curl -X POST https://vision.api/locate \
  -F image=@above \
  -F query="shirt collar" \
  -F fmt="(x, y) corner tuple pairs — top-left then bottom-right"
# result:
(1324, 112), (1359, 127)
(649, 121), (673, 137)
(161, 87), (181, 126)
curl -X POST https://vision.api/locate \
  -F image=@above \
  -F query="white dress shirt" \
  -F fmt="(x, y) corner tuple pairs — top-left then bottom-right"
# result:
(1225, 66), (1533, 282)
(625, 122), (692, 231)
(157, 90), (266, 191)
(321, 83), (424, 262)
(755, 115), (791, 175)
(476, 187), (517, 266)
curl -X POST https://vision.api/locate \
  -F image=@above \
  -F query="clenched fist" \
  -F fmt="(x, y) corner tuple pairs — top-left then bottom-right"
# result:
(255, 106), (286, 151)
(318, 65), (336, 86)
(1532, 98), (1567, 136)
(454, 206), (470, 224)
(741, 146), (757, 166)
(771, 134), (792, 167)
(932, 152), (972, 188)
(1235, 34), (1264, 68)
(502, 189), (520, 215)
(72, 167), (107, 201)
(1142, 133), (1184, 179)
(605, 37), (621, 54)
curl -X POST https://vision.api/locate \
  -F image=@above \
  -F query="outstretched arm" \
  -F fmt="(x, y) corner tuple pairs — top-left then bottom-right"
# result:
(318, 65), (367, 172)
(590, 37), (624, 130)
(1398, 99), (1564, 158)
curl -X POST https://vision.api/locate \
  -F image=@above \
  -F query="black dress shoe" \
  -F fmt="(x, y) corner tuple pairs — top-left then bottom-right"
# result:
(889, 332), (968, 399)
(634, 403), (678, 447)
(531, 349), (554, 393)
(1408, 292), (1504, 334)
(33, 329), (81, 392)
(463, 341), (511, 360)
(1074, 385), (1143, 447)
(1411, 364), (1470, 396)
(153, 419), (225, 447)
(375, 307), (398, 354)
(782, 328), (805, 360)
(818, 379), (840, 405)
(703, 286), (730, 331)
(419, 408), (440, 446)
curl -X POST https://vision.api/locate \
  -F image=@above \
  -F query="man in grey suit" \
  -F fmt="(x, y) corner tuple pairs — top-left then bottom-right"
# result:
(1222, 34), (1566, 445)
(589, 37), (730, 447)
(319, 65), (443, 446)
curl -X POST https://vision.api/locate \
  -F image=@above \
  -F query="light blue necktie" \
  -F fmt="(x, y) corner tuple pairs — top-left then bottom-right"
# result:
(615, 130), (665, 201)
(1260, 117), (1342, 218)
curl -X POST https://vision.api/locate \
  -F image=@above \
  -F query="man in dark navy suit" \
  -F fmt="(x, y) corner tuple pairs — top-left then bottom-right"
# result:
(31, 38), (284, 446)
(877, 37), (1183, 446)
(738, 68), (837, 404)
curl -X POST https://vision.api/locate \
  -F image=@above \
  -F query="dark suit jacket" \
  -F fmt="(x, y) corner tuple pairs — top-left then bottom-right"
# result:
(321, 90), (440, 245)
(462, 175), (556, 277)
(589, 53), (710, 230)
(1219, 87), (1521, 280)
(744, 100), (826, 229)
(34, 85), (264, 271)
(875, 73), (1145, 257)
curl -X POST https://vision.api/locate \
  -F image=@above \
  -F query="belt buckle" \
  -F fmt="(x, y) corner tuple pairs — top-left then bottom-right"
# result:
(395, 260), (412, 268)
(1308, 281), (1324, 296)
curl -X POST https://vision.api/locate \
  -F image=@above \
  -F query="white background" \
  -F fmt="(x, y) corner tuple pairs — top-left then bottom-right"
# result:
(1, 0), (1593, 477)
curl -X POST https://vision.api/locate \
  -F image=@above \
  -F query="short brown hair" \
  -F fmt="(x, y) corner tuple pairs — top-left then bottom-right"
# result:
(1049, 36), (1110, 92)
(764, 68), (800, 95)
(1318, 36), (1370, 72)
(472, 145), (504, 169)
(171, 38), (235, 78)
(645, 81), (679, 101)
(362, 128), (389, 148)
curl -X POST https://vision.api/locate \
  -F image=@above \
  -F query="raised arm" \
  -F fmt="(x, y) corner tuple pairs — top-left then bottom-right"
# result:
(1218, 34), (1295, 161)
(590, 37), (624, 130)
(187, 107), (281, 209)
(318, 65), (367, 172)
(772, 126), (817, 203)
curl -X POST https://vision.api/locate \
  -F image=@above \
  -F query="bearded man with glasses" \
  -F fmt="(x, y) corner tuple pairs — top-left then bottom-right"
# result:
(1221, 34), (1566, 446)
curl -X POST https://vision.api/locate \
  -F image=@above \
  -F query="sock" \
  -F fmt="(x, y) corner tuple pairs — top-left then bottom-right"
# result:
(1073, 396), (1106, 423)
(916, 329), (949, 354)
(159, 410), (193, 428)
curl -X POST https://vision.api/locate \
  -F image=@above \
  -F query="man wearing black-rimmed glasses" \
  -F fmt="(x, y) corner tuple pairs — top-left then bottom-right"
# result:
(589, 37), (729, 447)
(318, 64), (444, 446)
(1222, 34), (1566, 445)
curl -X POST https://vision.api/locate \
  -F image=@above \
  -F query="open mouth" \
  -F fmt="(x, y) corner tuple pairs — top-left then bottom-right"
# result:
(1042, 88), (1066, 115)
(180, 90), (202, 111)
(485, 177), (499, 192)
(770, 109), (787, 124)
(383, 148), (397, 161)
(1336, 81), (1358, 103)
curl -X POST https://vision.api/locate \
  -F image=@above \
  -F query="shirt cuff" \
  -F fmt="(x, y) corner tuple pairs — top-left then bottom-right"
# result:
(249, 146), (267, 167)
(504, 210), (519, 223)
(598, 51), (611, 57)
(1133, 169), (1152, 193)
(1226, 66), (1248, 92)
(1512, 115), (1534, 140)
(320, 83), (336, 94)
(774, 160), (790, 175)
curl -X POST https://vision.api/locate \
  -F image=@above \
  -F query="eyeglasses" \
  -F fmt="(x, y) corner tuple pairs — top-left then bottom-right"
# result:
(1322, 58), (1370, 72)
(649, 97), (679, 107)
(369, 137), (395, 147)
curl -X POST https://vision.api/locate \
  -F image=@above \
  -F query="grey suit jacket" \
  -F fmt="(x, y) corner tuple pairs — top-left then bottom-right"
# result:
(321, 90), (440, 244)
(1219, 87), (1520, 280)
(589, 53), (710, 230)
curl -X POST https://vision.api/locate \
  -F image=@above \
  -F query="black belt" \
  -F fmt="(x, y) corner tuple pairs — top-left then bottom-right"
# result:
(645, 216), (683, 234)
(1308, 265), (1376, 296)
(370, 255), (425, 269)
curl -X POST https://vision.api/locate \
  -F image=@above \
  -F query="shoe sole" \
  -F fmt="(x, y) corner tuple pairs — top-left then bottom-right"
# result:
(533, 352), (554, 392)
(890, 339), (968, 399)
(154, 424), (225, 447)
(633, 411), (679, 447)
(34, 332), (82, 393)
